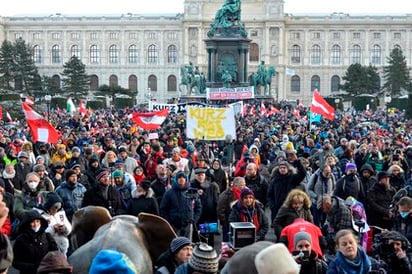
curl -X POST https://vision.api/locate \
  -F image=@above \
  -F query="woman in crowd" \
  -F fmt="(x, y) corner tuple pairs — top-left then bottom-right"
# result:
(127, 179), (159, 216)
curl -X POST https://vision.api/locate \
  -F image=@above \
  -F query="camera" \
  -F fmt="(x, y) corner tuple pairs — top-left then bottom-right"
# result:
(199, 223), (219, 234)
(393, 154), (400, 161)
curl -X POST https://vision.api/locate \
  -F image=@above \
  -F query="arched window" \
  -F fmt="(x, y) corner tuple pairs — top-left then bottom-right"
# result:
(109, 75), (118, 87)
(167, 45), (177, 64)
(351, 44), (361, 64)
(371, 44), (381, 65)
(90, 45), (99, 64)
(331, 45), (341, 65)
(311, 75), (320, 92)
(148, 44), (158, 64)
(109, 45), (119, 64)
(249, 43), (259, 62)
(291, 75), (300, 92)
(90, 74), (99, 91)
(33, 45), (41, 64)
(148, 75), (157, 91)
(52, 75), (61, 90)
(51, 45), (61, 64)
(167, 75), (177, 91)
(71, 45), (80, 58)
(129, 75), (138, 92)
(128, 45), (138, 63)
(311, 44), (321, 64)
(291, 45), (300, 63)
(394, 44), (402, 51)
(331, 75), (340, 92)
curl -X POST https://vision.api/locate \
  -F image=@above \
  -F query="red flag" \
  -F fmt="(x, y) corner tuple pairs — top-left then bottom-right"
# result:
(310, 90), (335, 120)
(25, 96), (35, 105)
(5, 111), (12, 123)
(0, 105), (2, 120)
(130, 109), (168, 130)
(241, 103), (248, 117)
(268, 106), (280, 116)
(293, 108), (301, 119)
(249, 105), (256, 116)
(22, 102), (59, 144)
(79, 100), (87, 117)
(260, 101), (267, 116)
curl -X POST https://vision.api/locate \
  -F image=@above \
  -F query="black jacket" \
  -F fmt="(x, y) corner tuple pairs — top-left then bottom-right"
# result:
(82, 184), (122, 216)
(127, 188), (159, 216)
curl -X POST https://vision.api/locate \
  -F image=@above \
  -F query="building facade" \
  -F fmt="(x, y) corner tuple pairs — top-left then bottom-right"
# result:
(1, 0), (412, 104)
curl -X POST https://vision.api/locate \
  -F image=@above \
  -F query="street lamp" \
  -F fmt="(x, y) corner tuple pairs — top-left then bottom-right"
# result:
(384, 94), (392, 124)
(44, 94), (51, 121)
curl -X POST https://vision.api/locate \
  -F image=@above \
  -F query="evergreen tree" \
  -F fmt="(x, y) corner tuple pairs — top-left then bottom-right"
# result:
(340, 63), (379, 95)
(14, 38), (41, 95)
(61, 56), (90, 100)
(0, 40), (16, 90)
(383, 47), (411, 97)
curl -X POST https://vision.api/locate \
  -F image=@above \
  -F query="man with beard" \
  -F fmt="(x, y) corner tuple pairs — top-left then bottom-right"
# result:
(244, 163), (268, 208)
(190, 168), (220, 247)
(151, 164), (172, 206)
(334, 163), (366, 206)
(367, 171), (395, 230)
(55, 169), (87, 222)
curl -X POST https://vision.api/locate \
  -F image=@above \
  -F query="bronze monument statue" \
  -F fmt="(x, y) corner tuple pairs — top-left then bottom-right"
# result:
(208, 0), (247, 38)
(251, 61), (276, 95)
(179, 63), (206, 95)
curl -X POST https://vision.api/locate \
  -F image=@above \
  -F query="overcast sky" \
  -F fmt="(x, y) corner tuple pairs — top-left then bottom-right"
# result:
(0, 0), (410, 16)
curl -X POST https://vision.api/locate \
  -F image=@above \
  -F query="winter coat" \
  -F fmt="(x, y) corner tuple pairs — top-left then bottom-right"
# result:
(12, 210), (58, 274)
(82, 184), (122, 216)
(307, 170), (336, 209)
(13, 188), (49, 221)
(273, 206), (313, 235)
(367, 182), (396, 228)
(127, 188), (159, 216)
(217, 187), (237, 227)
(55, 181), (87, 221)
(393, 213), (412, 244)
(245, 173), (268, 207)
(334, 174), (366, 205)
(359, 163), (377, 192)
(151, 176), (172, 206)
(190, 179), (220, 224)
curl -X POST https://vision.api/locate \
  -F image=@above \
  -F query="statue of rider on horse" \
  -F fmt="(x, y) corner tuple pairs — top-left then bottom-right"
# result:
(179, 62), (206, 95)
(250, 61), (276, 95)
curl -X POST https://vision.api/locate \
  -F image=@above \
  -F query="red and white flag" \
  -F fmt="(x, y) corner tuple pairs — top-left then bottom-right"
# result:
(5, 111), (12, 123)
(249, 105), (256, 116)
(25, 96), (35, 105)
(130, 109), (168, 130)
(268, 106), (281, 116)
(241, 103), (248, 117)
(260, 101), (267, 116)
(0, 105), (2, 120)
(310, 90), (335, 120)
(22, 102), (59, 143)
(293, 108), (301, 119)
(79, 100), (87, 117)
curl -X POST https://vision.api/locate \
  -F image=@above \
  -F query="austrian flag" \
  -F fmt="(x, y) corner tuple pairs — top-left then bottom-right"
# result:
(310, 90), (335, 120)
(130, 109), (168, 130)
(22, 103), (59, 143)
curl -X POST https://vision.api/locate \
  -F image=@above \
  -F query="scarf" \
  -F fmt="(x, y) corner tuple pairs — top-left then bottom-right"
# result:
(239, 205), (260, 232)
(334, 248), (371, 274)
(232, 186), (241, 201)
(2, 170), (15, 179)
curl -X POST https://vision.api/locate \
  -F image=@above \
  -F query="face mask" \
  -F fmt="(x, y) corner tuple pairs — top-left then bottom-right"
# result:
(32, 226), (41, 233)
(400, 211), (409, 219)
(28, 182), (39, 191)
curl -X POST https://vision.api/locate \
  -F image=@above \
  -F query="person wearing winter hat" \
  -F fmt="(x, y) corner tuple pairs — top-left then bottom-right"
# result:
(127, 179), (158, 216)
(334, 162), (366, 205)
(175, 243), (219, 274)
(36, 250), (72, 274)
(229, 187), (269, 241)
(254, 243), (300, 274)
(34, 164), (55, 192)
(82, 168), (122, 216)
(155, 236), (193, 274)
(112, 169), (136, 213)
(291, 231), (327, 274)
(89, 249), (137, 274)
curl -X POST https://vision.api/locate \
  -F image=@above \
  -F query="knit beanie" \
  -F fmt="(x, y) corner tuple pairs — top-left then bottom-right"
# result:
(89, 249), (137, 274)
(65, 169), (77, 181)
(112, 170), (124, 178)
(139, 180), (152, 191)
(345, 162), (357, 173)
(170, 237), (192, 255)
(240, 188), (254, 200)
(254, 243), (300, 274)
(189, 243), (219, 274)
(96, 169), (110, 181)
(293, 231), (312, 247)
(37, 251), (72, 274)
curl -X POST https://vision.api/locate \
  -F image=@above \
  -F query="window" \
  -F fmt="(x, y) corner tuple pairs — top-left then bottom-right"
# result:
(90, 32), (98, 40)
(333, 32), (340, 39)
(167, 32), (177, 40)
(373, 32), (381, 39)
(71, 45), (80, 58)
(311, 44), (321, 65)
(167, 75), (177, 91)
(109, 45), (119, 64)
(109, 32), (119, 40)
(128, 45), (138, 63)
(33, 45), (41, 64)
(148, 75), (157, 91)
(167, 45), (177, 64)
(147, 44), (158, 64)
(291, 75), (300, 92)
(371, 44), (381, 65)
(15, 33), (22, 40)
(291, 45), (300, 63)
(250, 30), (258, 37)
(148, 32), (156, 39)
(52, 32), (61, 40)
(71, 32), (80, 40)
(331, 44), (341, 65)
(351, 44), (361, 64)
(90, 74), (99, 91)
(291, 32), (300, 39)
(129, 75), (138, 92)
(331, 75), (340, 92)
(109, 75), (118, 87)
(189, 28), (198, 39)
(90, 45), (99, 64)
(311, 75), (320, 92)
(51, 45), (61, 64)
(249, 43), (259, 62)
(394, 32), (401, 39)
(312, 32), (320, 39)
(394, 44), (402, 51)
(129, 32), (137, 40)
(353, 32), (360, 39)
(33, 32), (41, 40)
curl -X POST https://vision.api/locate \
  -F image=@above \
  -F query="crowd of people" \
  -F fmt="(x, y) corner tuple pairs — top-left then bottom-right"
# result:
(0, 99), (411, 273)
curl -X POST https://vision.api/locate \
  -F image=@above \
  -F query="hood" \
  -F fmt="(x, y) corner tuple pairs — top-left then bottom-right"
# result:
(360, 163), (375, 174)
(19, 210), (48, 233)
(249, 144), (259, 153)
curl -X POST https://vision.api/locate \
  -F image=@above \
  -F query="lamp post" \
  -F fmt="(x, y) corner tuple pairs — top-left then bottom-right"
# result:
(44, 94), (51, 121)
(384, 94), (392, 124)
